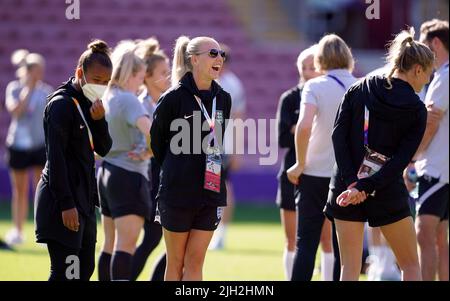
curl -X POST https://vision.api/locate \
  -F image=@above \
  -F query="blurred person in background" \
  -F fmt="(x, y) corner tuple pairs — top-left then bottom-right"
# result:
(412, 19), (449, 281)
(287, 34), (358, 281)
(4, 49), (52, 245)
(97, 40), (151, 281)
(34, 40), (113, 281)
(208, 43), (246, 250)
(324, 28), (433, 281)
(0, 238), (13, 250)
(130, 37), (171, 281)
(276, 45), (334, 280)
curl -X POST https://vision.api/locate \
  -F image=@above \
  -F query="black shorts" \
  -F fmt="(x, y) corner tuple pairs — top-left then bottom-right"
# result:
(276, 172), (296, 211)
(417, 175), (449, 221)
(296, 174), (330, 217)
(157, 202), (223, 232)
(324, 178), (412, 227)
(6, 146), (46, 170)
(97, 161), (152, 221)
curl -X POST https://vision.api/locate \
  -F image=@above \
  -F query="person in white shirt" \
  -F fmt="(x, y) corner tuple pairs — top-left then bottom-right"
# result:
(411, 19), (449, 281)
(287, 34), (358, 280)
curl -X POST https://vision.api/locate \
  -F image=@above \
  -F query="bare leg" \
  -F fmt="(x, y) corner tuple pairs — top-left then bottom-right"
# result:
(416, 214), (440, 280)
(163, 229), (189, 281)
(280, 209), (296, 279)
(182, 229), (214, 281)
(335, 219), (365, 281)
(436, 220), (449, 281)
(382, 217), (421, 281)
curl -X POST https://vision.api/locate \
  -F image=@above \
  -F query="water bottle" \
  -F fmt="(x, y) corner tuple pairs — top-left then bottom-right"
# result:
(407, 168), (419, 199)
(407, 168), (418, 183)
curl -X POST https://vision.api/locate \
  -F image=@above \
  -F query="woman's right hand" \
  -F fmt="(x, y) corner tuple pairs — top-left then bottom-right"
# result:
(337, 188), (367, 207)
(287, 162), (304, 185)
(128, 148), (153, 161)
(62, 208), (79, 232)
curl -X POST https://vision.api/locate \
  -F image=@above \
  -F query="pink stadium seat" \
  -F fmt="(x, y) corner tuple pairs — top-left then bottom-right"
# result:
(0, 0), (299, 171)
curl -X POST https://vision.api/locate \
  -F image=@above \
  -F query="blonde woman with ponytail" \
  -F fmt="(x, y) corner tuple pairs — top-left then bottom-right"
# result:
(97, 41), (152, 281)
(150, 36), (232, 281)
(324, 28), (434, 281)
(5, 50), (52, 246)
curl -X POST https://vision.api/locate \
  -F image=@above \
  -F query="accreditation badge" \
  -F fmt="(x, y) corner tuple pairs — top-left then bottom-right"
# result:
(204, 145), (222, 193)
(357, 147), (390, 180)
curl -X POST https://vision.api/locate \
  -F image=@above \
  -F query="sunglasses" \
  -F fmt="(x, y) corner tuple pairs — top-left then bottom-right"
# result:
(198, 48), (226, 60)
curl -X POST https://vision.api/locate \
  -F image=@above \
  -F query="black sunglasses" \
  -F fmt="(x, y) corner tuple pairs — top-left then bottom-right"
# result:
(198, 48), (226, 60)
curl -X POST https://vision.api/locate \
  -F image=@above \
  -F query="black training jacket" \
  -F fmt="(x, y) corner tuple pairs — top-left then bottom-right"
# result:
(276, 85), (301, 178)
(331, 75), (427, 198)
(39, 78), (112, 216)
(150, 72), (232, 208)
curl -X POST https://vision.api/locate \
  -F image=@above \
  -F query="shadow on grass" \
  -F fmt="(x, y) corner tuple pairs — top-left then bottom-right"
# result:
(0, 201), (281, 224)
(209, 247), (281, 257)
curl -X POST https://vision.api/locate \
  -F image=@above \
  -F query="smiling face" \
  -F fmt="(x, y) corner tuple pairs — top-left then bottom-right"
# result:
(192, 39), (224, 82)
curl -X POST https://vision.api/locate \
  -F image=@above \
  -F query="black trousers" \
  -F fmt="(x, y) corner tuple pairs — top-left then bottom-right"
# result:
(291, 175), (331, 281)
(47, 239), (95, 281)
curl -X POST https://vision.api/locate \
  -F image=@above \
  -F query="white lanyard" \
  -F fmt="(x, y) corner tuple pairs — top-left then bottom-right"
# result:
(194, 95), (217, 145)
(72, 97), (94, 150)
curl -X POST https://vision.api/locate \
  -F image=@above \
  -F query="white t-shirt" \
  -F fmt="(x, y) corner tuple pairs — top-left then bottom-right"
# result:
(218, 70), (246, 115)
(218, 70), (246, 155)
(301, 69), (358, 178)
(416, 62), (449, 183)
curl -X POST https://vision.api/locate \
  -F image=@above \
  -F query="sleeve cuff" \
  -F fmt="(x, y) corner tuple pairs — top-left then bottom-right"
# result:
(355, 180), (374, 195)
(344, 175), (359, 188)
(59, 199), (76, 211)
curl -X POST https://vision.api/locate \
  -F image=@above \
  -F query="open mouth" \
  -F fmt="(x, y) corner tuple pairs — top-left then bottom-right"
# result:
(212, 65), (221, 72)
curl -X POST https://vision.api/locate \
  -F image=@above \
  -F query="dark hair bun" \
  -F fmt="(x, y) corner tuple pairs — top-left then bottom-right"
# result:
(88, 39), (110, 55)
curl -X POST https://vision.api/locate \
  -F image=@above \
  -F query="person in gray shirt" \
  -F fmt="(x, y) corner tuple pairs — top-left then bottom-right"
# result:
(97, 41), (152, 281)
(4, 49), (52, 246)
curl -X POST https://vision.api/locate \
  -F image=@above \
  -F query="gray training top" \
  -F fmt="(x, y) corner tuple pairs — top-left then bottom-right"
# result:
(103, 87), (150, 179)
(5, 80), (53, 150)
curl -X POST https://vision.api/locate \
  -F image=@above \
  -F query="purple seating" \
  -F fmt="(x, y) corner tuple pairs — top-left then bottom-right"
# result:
(0, 0), (301, 176)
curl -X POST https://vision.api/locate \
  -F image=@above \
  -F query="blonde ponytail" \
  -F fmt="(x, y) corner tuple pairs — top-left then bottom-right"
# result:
(385, 27), (434, 89)
(171, 36), (191, 86)
(136, 37), (169, 77)
(109, 40), (145, 90)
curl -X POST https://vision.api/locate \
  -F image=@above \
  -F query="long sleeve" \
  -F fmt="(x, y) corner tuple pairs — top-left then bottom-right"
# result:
(45, 99), (76, 211)
(355, 106), (427, 194)
(90, 117), (112, 157)
(277, 93), (296, 149)
(332, 92), (359, 187)
(150, 95), (173, 166)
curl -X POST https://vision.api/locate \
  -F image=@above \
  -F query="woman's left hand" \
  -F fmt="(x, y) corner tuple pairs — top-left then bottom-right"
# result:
(90, 99), (105, 120)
